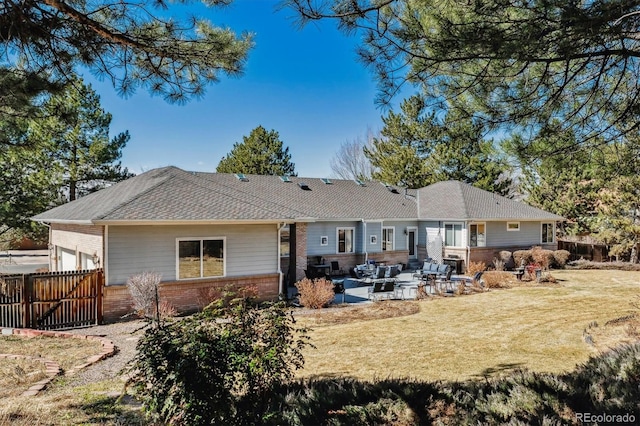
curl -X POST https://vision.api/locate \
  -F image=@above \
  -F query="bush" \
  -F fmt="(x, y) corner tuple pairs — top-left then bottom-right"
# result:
(127, 271), (162, 320)
(552, 250), (571, 268)
(531, 246), (554, 270)
(296, 277), (336, 309)
(513, 250), (533, 268)
(482, 271), (517, 288)
(465, 261), (486, 275)
(492, 258), (505, 271)
(567, 259), (640, 271)
(497, 250), (514, 269)
(127, 297), (310, 425)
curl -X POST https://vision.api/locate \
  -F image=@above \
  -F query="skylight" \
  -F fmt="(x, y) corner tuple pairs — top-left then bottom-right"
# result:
(234, 173), (249, 182)
(298, 182), (311, 190)
(280, 175), (291, 182)
(321, 178), (332, 184)
(355, 179), (366, 187)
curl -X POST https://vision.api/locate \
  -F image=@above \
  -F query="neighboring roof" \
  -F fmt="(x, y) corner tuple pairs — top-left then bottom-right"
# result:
(33, 166), (417, 223)
(417, 181), (565, 221)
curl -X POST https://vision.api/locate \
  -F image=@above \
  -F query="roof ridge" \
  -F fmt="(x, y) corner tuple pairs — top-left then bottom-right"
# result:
(96, 167), (178, 220)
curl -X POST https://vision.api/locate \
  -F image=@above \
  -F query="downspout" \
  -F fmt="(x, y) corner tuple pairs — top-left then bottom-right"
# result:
(277, 223), (286, 299)
(104, 225), (109, 286)
(41, 222), (52, 270)
(362, 219), (368, 263)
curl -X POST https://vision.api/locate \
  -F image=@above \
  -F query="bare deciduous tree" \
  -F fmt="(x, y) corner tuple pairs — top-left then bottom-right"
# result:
(330, 128), (376, 181)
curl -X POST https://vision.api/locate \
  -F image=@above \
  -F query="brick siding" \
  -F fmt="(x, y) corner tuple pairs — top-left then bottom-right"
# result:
(103, 273), (280, 323)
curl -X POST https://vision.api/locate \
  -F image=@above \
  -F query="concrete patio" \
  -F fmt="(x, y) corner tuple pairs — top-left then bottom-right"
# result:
(289, 271), (474, 305)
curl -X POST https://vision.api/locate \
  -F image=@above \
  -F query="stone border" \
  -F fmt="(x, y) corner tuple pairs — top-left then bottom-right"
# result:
(0, 327), (117, 396)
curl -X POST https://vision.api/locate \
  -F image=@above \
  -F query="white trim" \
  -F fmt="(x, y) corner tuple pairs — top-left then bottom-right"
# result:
(382, 226), (395, 251)
(507, 222), (521, 232)
(541, 222), (555, 244)
(336, 227), (355, 254)
(469, 222), (486, 247)
(104, 225), (109, 285)
(176, 236), (226, 280)
(407, 226), (418, 259)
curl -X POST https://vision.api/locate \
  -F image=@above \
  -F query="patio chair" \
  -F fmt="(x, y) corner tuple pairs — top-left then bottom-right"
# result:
(333, 280), (345, 303)
(330, 261), (344, 276)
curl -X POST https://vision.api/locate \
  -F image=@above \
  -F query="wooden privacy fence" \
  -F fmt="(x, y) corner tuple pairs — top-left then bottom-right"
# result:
(0, 269), (103, 330)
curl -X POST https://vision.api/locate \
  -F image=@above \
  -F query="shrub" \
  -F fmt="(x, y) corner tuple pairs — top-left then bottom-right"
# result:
(497, 250), (514, 269)
(567, 259), (640, 271)
(531, 246), (554, 270)
(552, 250), (571, 268)
(513, 250), (533, 268)
(482, 271), (516, 288)
(466, 261), (486, 275)
(296, 277), (336, 309)
(127, 297), (310, 425)
(127, 271), (162, 320)
(492, 258), (505, 271)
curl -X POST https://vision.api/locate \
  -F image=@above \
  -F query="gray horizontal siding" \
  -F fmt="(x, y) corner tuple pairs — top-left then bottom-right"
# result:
(306, 221), (362, 255)
(485, 221), (543, 247)
(107, 224), (278, 285)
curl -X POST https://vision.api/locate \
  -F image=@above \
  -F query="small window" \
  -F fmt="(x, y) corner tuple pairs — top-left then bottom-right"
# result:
(382, 227), (394, 251)
(444, 223), (463, 247)
(469, 223), (486, 247)
(320, 236), (328, 246)
(177, 238), (225, 279)
(541, 223), (555, 243)
(370, 235), (377, 245)
(507, 222), (520, 232)
(337, 228), (354, 253)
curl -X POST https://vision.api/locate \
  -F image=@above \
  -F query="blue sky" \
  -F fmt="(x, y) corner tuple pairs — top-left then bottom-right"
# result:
(87, 0), (402, 178)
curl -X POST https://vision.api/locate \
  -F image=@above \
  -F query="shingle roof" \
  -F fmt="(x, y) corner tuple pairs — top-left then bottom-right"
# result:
(33, 167), (418, 223)
(417, 181), (565, 221)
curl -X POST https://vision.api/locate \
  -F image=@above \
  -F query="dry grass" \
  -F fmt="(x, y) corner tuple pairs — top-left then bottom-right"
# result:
(295, 269), (640, 382)
(0, 335), (103, 399)
(295, 301), (421, 327)
(0, 358), (47, 397)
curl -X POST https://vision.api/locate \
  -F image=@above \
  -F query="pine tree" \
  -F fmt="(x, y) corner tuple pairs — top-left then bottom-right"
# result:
(216, 126), (296, 176)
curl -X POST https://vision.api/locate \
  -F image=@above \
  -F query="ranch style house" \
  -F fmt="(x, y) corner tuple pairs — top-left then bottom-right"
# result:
(33, 166), (564, 321)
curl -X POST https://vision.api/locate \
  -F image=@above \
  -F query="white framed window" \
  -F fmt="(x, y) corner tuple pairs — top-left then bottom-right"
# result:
(444, 222), (463, 247)
(177, 237), (225, 280)
(382, 227), (394, 251)
(320, 236), (328, 246)
(337, 228), (354, 253)
(541, 222), (555, 243)
(507, 222), (520, 232)
(370, 235), (377, 245)
(469, 223), (486, 247)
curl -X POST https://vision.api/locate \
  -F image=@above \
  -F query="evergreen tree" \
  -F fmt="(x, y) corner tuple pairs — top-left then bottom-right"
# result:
(32, 77), (133, 201)
(0, 76), (132, 243)
(1, 0), (253, 103)
(217, 126), (296, 176)
(365, 95), (511, 191)
(286, 0), (640, 146)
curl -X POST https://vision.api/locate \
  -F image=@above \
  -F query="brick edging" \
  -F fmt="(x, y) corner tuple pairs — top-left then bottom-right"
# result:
(1, 327), (117, 396)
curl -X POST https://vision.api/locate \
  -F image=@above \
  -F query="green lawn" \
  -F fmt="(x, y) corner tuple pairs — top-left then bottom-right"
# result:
(296, 269), (640, 382)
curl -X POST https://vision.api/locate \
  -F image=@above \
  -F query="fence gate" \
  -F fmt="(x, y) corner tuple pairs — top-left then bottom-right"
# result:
(0, 269), (103, 330)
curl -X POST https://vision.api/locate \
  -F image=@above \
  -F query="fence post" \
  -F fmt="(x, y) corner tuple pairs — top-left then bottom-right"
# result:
(96, 270), (104, 325)
(22, 274), (31, 329)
